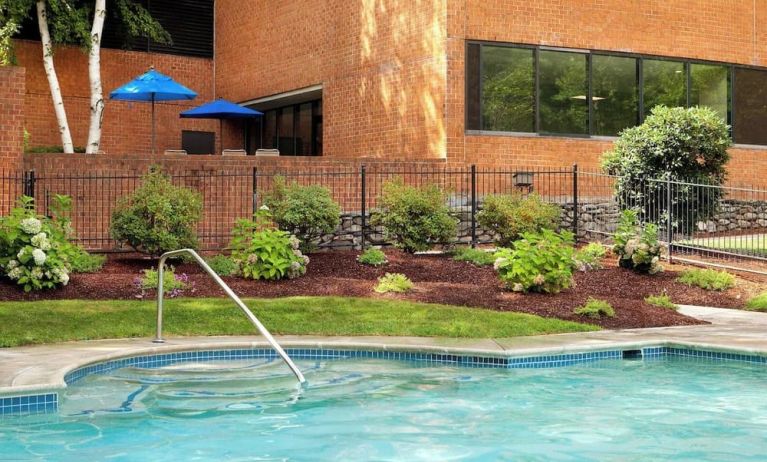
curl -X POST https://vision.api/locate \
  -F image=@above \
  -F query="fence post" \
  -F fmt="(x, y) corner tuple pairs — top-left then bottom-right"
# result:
(360, 165), (367, 251)
(572, 164), (578, 240)
(23, 170), (36, 199)
(666, 177), (673, 264)
(470, 165), (477, 248)
(251, 167), (258, 218)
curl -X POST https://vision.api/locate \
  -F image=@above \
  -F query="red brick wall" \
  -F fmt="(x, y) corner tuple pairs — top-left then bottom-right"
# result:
(215, 0), (448, 160)
(0, 66), (25, 171)
(14, 39), (217, 155)
(445, 0), (767, 187)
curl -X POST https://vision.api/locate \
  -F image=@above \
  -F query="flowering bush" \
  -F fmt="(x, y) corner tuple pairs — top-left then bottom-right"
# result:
(135, 266), (193, 298)
(230, 207), (309, 280)
(493, 229), (576, 294)
(0, 196), (73, 291)
(613, 210), (663, 274)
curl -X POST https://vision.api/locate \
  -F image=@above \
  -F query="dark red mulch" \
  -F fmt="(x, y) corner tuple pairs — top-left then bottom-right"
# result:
(0, 250), (753, 330)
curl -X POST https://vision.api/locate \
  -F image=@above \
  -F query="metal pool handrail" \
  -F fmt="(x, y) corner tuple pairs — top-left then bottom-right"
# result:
(153, 249), (306, 384)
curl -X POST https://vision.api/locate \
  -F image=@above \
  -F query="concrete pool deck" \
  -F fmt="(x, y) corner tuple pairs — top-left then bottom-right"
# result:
(2, 305), (767, 396)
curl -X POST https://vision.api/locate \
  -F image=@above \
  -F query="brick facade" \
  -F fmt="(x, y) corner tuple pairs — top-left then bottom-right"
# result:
(14, 39), (216, 156)
(0, 66), (25, 170)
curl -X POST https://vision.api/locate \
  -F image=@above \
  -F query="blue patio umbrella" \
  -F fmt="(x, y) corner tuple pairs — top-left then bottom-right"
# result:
(180, 99), (262, 154)
(110, 67), (197, 154)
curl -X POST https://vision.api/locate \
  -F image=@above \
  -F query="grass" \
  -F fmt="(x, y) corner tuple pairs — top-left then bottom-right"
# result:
(680, 234), (767, 257)
(0, 296), (598, 347)
(452, 247), (496, 266)
(677, 268), (736, 291)
(745, 293), (767, 312)
(645, 293), (679, 311)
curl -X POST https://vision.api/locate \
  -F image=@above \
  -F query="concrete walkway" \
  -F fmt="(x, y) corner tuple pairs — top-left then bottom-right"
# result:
(2, 305), (767, 396)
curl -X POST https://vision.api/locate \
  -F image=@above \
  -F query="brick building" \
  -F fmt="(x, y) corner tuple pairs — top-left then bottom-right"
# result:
(2, 0), (767, 186)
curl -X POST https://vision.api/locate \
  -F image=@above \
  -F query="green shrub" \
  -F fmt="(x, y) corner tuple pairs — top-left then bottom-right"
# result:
(110, 169), (202, 257)
(69, 249), (106, 273)
(136, 266), (190, 297)
(477, 193), (560, 247)
(745, 293), (767, 312)
(602, 106), (731, 234)
(230, 207), (309, 280)
(645, 293), (678, 311)
(373, 178), (457, 253)
(374, 273), (413, 293)
(574, 242), (606, 272)
(357, 248), (388, 267)
(613, 210), (663, 274)
(677, 268), (735, 291)
(206, 254), (237, 276)
(452, 247), (496, 266)
(493, 229), (576, 294)
(25, 145), (86, 154)
(574, 298), (615, 319)
(263, 177), (341, 250)
(0, 195), (74, 291)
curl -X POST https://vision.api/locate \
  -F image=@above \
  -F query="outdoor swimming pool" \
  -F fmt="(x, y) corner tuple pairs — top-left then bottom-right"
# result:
(2, 349), (766, 461)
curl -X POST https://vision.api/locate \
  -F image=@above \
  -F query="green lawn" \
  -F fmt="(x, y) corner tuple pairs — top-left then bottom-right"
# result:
(679, 233), (767, 256)
(0, 296), (598, 347)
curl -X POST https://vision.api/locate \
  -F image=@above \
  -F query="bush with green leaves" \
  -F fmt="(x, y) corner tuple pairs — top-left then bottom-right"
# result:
(136, 266), (191, 298)
(110, 169), (202, 257)
(0, 195), (75, 291)
(745, 293), (767, 312)
(206, 254), (237, 276)
(452, 247), (496, 266)
(613, 210), (663, 274)
(574, 298), (615, 319)
(677, 268), (735, 291)
(602, 106), (731, 234)
(477, 193), (560, 247)
(357, 248), (388, 267)
(645, 293), (678, 311)
(374, 273), (413, 293)
(493, 229), (576, 294)
(372, 179), (457, 253)
(230, 207), (309, 280)
(574, 242), (606, 272)
(69, 249), (106, 273)
(263, 176), (341, 250)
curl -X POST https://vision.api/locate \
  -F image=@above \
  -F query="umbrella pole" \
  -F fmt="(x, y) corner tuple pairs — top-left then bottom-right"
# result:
(151, 95), (156, 155)
(219, 119), (223, 155)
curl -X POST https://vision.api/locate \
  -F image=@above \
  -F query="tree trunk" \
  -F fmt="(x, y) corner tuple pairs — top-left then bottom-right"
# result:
(36, 1), (74, 154)
(85, 0), (106, 154)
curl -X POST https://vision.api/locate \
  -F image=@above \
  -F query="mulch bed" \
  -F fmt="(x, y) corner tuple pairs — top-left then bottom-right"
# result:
(1, 250), (759, 330)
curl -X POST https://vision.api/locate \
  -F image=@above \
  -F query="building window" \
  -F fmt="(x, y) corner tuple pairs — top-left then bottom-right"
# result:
(466, 41), (767, 145)
(642, 59), (687, 118)
(248, 100), (322, 156)
(592, 55), (638, 136)
(733, 68), (767, 145)
(481, 46), (535, 132)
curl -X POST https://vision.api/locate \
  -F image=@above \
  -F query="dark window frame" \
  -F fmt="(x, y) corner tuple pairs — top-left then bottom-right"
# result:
(466, 40), (767, 145)
(250, 99), (322, 156)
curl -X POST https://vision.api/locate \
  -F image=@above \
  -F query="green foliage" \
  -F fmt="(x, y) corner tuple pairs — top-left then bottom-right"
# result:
(477, 193), (560, 247)
(357, 248), (388, 267)
(493, 229), (576, 294)
(645, 293), (678, 311)
(0, 1), (27, 65)
(452, 247), (496, 266)
(574, 298), (615, 319)
(373, 178), (457, 253)
(137, 266), (189, 297)
(115, 0), (172, 45)
(0, 195), (73, 291)
(230, 207), (309, 280)
(69, 248), (106, 273)
(263, 177), (341, 250)
(374, 273), (413, 294)
(574, 242), (606, 272)
(25, 145), (86, 153)
(206, 254), (237, 277)
(613, 210), (663, 274)
(677, 268), (736, 291)
(110, 169), (202, 257)
(602, 106), (731, 234)
(745, 293), (767, 312)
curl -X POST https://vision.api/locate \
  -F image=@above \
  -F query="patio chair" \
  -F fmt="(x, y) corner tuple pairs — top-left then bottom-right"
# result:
(164, 149), (187, 156)
(222, 149), (247, 157)
(255, 148), (280, 157)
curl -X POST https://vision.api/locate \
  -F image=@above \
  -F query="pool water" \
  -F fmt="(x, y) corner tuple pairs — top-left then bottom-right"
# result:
(2, 356), (767, 461)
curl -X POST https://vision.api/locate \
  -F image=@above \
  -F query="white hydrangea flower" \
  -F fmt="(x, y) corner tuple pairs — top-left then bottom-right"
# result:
(32, 248), (47, 266)
(31, 232), (51, 250)
(512, 283), (524, 292)
(17, 248), (25, 259)
(7, 267), (22, 280)
(6, 259), (18, 270)
(59, 271), (70, 286)
(259, 205), (270, 211)
(533, 274), (546, 286)
(20, 218), (42, 235)
(31, 267), (43, 279)
(302, 255), (310, 265)
(493, 257), (508, 271)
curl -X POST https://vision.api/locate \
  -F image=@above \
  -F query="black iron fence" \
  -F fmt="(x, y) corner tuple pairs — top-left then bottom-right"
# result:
(1, 166), (765, 272)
